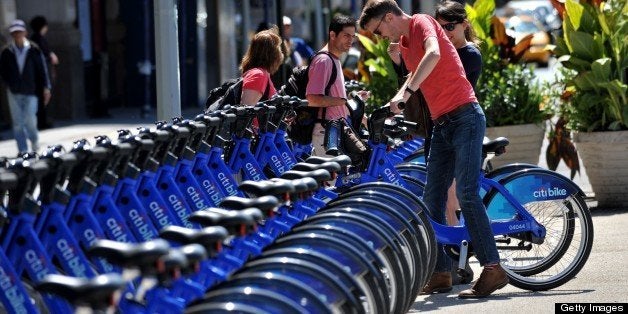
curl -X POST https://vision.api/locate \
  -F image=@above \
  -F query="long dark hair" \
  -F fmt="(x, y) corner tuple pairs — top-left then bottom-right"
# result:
(435, 1), (480, 46)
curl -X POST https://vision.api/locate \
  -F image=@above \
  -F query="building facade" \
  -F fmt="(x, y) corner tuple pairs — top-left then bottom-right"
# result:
(0, 0), (425, 126)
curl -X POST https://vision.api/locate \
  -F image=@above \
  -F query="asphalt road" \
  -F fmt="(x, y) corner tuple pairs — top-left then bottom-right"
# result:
(409, 207), (628, 313)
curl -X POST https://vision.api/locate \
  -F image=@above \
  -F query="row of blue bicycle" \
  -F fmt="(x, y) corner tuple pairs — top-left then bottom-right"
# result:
(0, 88), (593, 313)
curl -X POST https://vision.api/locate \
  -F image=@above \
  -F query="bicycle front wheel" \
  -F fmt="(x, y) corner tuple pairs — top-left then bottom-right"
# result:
(484, 169), (594, 291)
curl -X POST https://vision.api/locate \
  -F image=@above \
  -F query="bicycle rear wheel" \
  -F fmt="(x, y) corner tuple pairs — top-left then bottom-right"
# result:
(485, 169), (594, 291)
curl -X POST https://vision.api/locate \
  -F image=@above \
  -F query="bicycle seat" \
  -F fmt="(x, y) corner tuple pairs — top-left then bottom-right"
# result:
(305, 155), (352, 168)
(159, 225), (228, 257)
(280, 169), (331, 184)
(291, 161), (341, 174)
(0, 168), (18, 191)
(190, 209), (259, 236)
(157, 249), (187, 286)
(220, 195), (278, 212)
(238, 180), (295, 197)
(271, 177), (318, 194)
(35, 273), (125, 309)
(88, 238), (170, 269)
(177, 244), (208, 275)
(483, 137), (510, 156)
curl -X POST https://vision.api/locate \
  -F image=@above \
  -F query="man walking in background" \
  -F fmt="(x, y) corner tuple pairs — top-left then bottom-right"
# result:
(0, 19), (51, 154)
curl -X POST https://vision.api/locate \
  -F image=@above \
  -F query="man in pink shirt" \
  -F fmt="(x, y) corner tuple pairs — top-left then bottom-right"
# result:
(305, 14), (356, 156)
(360, 0), (508, 299)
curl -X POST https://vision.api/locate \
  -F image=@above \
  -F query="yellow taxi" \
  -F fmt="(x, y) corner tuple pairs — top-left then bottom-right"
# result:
(504, 15), (551, 66)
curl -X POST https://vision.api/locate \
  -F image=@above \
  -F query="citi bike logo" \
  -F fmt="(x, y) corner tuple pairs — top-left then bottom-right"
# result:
(84, 229), (115, 272)
(270, 155), (285, 174)
(0, 265), (28, 313)
(201, 179), (223, 205)
(57, 239), (87, 277)
(281, 151), (295, 168)
(25, 250), (49, 282)
(168, 194), (193, 228)
(533, 186), (567, 198)
(245, 163), (262, 181)
(186, 186), (208, 210)
(106, 218), (130, 242)
(129, 209), (156, 241)
(383, 168), (402, 186)
(218, 172), (238, 196)
(148, 201), (174, 228)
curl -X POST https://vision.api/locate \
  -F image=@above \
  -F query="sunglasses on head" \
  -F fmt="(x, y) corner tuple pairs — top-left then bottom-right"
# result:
(441, 21), (462, 31)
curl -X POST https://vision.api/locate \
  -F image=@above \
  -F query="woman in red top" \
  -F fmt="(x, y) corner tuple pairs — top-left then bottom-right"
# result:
(239, 29), (283, 105)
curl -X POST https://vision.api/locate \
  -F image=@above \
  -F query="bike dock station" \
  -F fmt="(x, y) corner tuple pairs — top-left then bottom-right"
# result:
(0, 95), (594, 313)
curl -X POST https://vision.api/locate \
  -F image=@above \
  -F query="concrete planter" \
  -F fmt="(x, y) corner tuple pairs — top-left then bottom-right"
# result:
(485, 123), (546, 169)
(573, 130), (628, 209)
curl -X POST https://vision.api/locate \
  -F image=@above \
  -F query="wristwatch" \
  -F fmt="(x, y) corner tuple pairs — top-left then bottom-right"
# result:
(405, 86), (417, 96)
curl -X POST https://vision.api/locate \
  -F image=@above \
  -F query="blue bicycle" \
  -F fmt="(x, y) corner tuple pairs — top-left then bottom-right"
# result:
(332, 104), (594, 291)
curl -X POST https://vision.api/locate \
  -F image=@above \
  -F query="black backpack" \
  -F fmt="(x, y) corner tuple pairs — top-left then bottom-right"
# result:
(281, 51), (337, 144)
(205, 75), (271, 113)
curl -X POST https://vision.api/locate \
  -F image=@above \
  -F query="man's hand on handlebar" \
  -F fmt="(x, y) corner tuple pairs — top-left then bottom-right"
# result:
(388, 95), (405, 115)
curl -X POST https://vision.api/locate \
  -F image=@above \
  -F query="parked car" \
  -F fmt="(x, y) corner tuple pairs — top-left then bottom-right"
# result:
(341, 46), (361, 80)
(504, 15), (551, 66)
(497, 0), (561, 32)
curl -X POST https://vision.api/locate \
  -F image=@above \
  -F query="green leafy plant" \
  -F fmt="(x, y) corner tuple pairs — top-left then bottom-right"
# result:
(550, 0), (627, 132)
(540, 67), (581, 178)
(356, 33), (399, 114)
(467, 0), (548, 127)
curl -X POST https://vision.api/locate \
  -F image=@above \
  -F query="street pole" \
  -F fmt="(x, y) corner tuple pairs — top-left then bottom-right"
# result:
(154, 0), (182, 121)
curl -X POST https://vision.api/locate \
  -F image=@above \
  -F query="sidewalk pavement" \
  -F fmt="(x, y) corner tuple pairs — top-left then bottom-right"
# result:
(0, 106), (203, 159)
(0, 106), (612, 210)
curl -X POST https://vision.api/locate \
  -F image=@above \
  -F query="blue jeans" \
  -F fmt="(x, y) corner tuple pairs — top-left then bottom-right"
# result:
(7, 90), (39, 153)
(423, 103), (500, 272)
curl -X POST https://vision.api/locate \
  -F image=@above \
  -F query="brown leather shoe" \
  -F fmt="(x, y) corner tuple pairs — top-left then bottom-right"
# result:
(421, 272), (453, 294)
(458, 264), (509, 298)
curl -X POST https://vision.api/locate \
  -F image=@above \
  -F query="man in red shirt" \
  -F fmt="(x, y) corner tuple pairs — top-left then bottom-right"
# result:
(360, 0), (508, 299)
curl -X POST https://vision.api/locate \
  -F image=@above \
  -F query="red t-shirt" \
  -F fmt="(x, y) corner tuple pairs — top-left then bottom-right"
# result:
(241, 67), (277, 100)
(399, 14), (477, 119)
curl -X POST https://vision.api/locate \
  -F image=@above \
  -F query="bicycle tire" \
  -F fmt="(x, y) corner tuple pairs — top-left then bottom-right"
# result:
(237, 260), (359, 313)
(214, 272), (333, 314)
(345, 181), (437, 286)
(395, 162), (427, 185)
(256, 248), (366, 313)
(401, 149), (426, 164)
(484, 168), (594, 291)
(304, 210), (409, 313)
(189, 286), (306, 313)
(272, 232), (390, 314)
(486, 163), (540, 181)
(326, 194), (427, 301)
(185, 301), (271, 314)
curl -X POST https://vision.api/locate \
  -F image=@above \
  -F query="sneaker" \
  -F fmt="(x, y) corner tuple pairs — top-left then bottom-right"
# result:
(458, 264), (508, 298)
(421, 272), (453, 294)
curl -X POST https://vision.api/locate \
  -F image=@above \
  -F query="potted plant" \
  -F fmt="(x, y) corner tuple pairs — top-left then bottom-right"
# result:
(355, 32), (398, 114)
(467, 0), (549, 168)
(548, 0), (627, 208)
